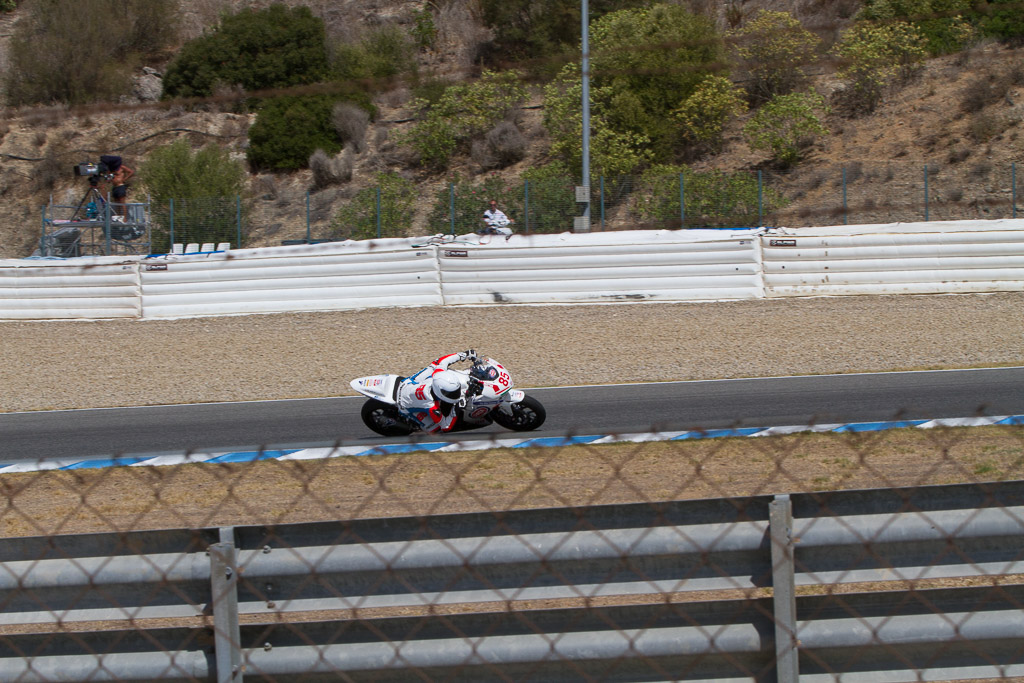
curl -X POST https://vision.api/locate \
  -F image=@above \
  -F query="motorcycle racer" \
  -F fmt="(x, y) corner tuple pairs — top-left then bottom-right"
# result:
(396, 350), (477, 433)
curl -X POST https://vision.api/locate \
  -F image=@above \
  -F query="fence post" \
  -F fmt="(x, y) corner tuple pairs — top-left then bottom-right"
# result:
(757, 170), (764, 227)
(449, 183), (456, 236)
(842, 167), (848, 225)
(104, 192), (112, 256)
(524, 180), (530, 234)
(770, 494), (799, 683)
(599, 176), (605, 231)
(1013, 163), (1017, 219)
(679, 172), (685, 229)
(924, 165), (929, 222)
(236, 196), (242, 248)
(210, 528), (242, 683)
(40, 205), (46, 256)
(305, 191), (311, 243)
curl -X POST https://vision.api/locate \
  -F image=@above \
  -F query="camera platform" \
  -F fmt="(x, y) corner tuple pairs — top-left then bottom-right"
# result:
(38, 187), (151, 258)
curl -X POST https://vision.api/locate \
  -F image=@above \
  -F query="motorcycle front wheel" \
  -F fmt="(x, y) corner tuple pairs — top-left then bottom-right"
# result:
(492, 395), (546, 431)
(361, 399), (416, 437)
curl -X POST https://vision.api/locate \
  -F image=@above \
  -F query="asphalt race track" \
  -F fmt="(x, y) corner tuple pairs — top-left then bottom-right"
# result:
(2, 367), (1023, 462)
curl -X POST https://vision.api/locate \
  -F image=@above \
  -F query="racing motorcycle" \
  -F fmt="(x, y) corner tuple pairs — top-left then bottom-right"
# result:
(351, 356), (546, 437)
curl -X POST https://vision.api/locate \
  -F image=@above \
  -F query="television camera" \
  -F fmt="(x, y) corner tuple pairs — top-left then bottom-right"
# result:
(72, 155), (122, 186)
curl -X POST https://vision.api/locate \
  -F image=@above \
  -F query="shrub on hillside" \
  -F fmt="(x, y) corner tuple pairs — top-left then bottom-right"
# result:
(332, 103), (370, 153)
(309, 148), (354, 189)
(543, 4), (726, 172)
(330, 24), (417, 88)
(330, 173), (416, 241)
(673, 75), (747, 153)
(142, 140), (248, 252)
(4, 0), (178, 106)
(478, 0), (647, 65)
(975, 0), (1024, 45)
(743, 92), (830, 167)
(162, 3), (329, 99)
(830, 20), (928, 115)
(728, 10), (820, 104)
(635, 165), (790, 229)
(397, 70), (527, 170)
(248, 95), (374, 172)
(858, 0), (976, 56)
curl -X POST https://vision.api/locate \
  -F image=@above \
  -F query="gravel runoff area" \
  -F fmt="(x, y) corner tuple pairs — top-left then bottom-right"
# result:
(1, 292), (1023, 414)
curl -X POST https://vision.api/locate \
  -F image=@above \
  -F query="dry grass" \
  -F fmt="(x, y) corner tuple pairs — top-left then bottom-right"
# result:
(3, 424), (1021, 538)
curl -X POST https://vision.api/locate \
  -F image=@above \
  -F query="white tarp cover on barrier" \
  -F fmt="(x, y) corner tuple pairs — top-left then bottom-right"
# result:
(761, 219), (1024, 297)
(0, 257), (140, 319)
(3, 221), (1024, 320)
(439, 229), (763, 305)
(138, 238), (442, 318)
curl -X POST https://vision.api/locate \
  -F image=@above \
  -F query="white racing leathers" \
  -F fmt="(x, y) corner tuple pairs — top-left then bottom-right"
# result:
(396, 352), (471, 433)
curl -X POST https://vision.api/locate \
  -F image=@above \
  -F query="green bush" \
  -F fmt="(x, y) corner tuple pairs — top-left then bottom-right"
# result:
(248, 94), (372, 172)
(728, 10), (820, 103)
(162, 3), (329, 99)
(4, 0), (178, 105)
(331, 24), (417, 86)
(830, 20), (928, 114)
(673, 76), (747, 152)
(478, 0), (647, 64)
(331, 173), (417, 241)
(743, 92), (829, 167)
(397, 70), (527, 170)
(543, 3), (725, 171)
(543, 64), (654, 177)
(520, 163), (579, 234)
(142, 140), (248, 252)
(635, 165), (789, 229)
(973, 0), (1024, 44)
(858, 0), (976, 55)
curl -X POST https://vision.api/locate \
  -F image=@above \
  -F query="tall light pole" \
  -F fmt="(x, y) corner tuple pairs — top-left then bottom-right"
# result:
(579, 0), (591, 232)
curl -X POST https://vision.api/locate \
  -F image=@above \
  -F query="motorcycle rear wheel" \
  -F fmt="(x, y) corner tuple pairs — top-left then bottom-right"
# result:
(361, 399), (416, 437)
(492, 395), (546, 431)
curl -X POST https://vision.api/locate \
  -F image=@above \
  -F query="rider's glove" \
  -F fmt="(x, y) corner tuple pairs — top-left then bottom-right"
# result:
(463, 349), (477, 361)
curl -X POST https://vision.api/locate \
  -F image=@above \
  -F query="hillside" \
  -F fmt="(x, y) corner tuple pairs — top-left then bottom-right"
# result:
(0, 0), (1022, 259)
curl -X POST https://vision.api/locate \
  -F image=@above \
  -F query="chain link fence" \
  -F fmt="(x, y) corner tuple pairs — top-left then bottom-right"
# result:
(38, 161), (1022, 256)
(2, 420), (1022, 681)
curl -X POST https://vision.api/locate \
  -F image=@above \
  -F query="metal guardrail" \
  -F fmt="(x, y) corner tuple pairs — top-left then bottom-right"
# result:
(1, 480), (1022, 681)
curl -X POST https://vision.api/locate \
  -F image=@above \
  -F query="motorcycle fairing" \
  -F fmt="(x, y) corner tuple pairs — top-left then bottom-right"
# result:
(350, 374), (402, 405)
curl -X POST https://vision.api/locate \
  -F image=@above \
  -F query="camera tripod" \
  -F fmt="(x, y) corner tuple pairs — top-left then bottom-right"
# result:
(70, 182), (109, 222)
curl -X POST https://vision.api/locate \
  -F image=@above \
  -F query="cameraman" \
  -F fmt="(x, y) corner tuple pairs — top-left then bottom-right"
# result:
(104, 155), (134, 218)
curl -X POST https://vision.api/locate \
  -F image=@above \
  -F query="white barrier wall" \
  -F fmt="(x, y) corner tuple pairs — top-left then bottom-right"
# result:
(762, 220), (1024, 297)
(138, 239), (442, 318)
(0, 257), (140, 320)
(3, 221), (1024, 320)
(438, 230), (763, 305)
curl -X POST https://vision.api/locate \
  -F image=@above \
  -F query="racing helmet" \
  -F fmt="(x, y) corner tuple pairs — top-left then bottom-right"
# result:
(432, 370), (463, 404)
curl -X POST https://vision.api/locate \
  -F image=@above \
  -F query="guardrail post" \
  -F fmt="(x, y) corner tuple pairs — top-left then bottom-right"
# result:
(770, 494), (799, 683)
(210, 527), (243, 682)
